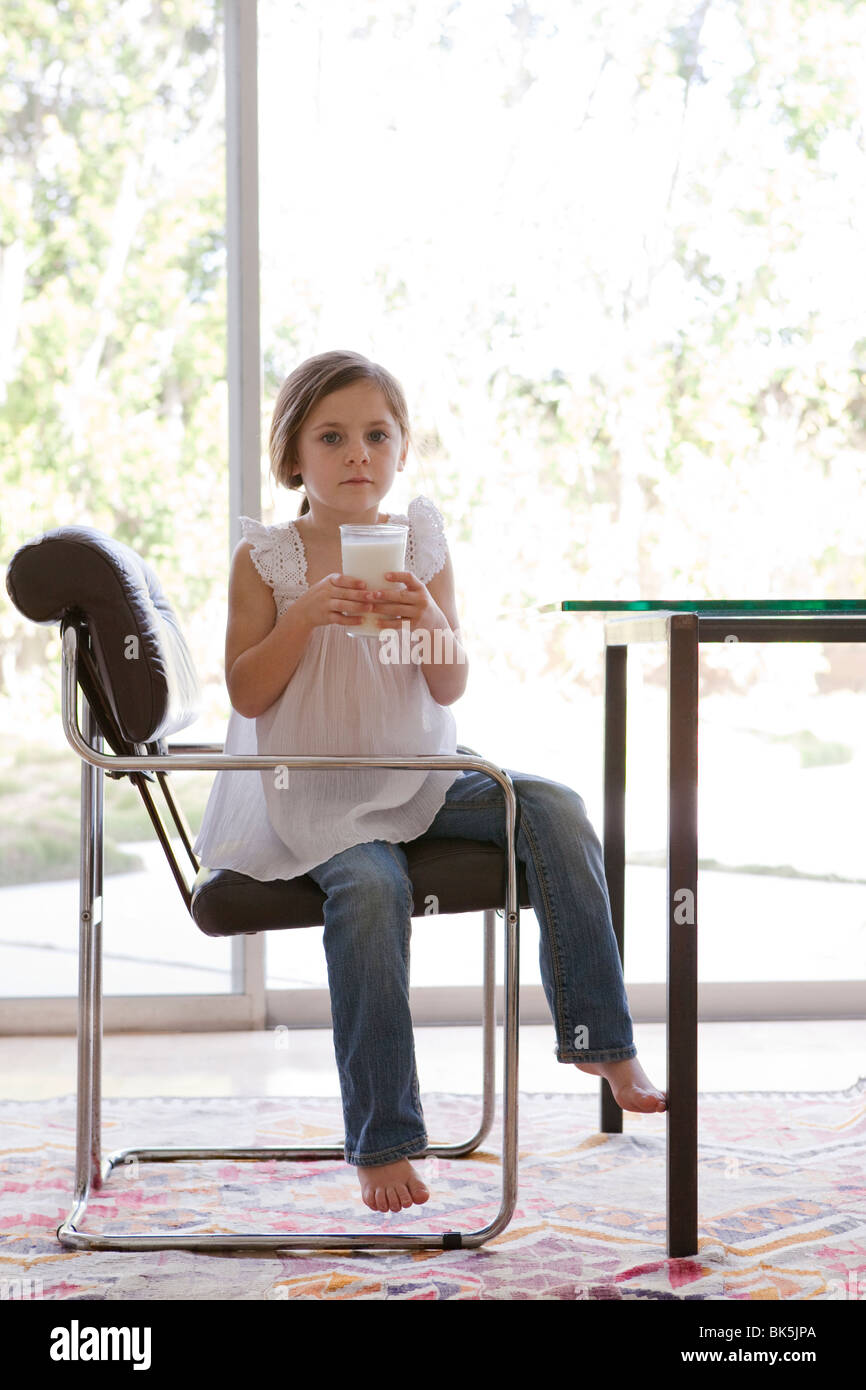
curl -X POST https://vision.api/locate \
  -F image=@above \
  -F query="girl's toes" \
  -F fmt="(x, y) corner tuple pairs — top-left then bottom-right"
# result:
(409, 1176), (430, 1204)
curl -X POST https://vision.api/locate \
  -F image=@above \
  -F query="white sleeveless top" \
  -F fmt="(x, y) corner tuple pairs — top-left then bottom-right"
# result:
(192, 495), (462, 882)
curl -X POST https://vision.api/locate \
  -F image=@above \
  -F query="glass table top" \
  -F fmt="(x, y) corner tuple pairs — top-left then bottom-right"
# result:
(539, 600), (866, 614)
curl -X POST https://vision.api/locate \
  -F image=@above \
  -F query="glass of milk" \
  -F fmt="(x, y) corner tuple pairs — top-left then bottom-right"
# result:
(339, 523), (409, 638)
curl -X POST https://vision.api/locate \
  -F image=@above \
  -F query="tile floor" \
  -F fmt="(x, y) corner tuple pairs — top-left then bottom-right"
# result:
(1, 1020), (864, 1101)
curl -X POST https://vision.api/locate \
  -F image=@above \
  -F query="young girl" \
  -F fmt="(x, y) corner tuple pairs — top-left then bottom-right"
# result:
(194, 349), (666, 1216)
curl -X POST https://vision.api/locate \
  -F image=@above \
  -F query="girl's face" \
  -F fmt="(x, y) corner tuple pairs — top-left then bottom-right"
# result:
(296, 379), (407, 519)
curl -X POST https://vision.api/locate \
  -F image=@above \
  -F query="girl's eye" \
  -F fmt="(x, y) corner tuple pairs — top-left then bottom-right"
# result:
(320, 430), (388, 443)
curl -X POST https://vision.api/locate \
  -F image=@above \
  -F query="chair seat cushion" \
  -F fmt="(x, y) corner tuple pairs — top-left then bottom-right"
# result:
(191, 837), (531, 936)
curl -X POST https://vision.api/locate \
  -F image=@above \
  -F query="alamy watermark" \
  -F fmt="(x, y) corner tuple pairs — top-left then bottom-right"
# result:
(376, 621), (466, 666)
(673, 887), (695, 924)
(49, 1320), (151, 1369)
(1, 1277), (44, 1299)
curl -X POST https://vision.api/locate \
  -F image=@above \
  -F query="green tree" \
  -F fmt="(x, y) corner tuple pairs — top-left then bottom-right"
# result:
(1, 0), (227, 713)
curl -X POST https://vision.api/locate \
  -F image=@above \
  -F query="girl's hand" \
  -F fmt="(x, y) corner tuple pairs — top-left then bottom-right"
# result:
(296, 573), (379, 630)
(367, 571), (448, 635)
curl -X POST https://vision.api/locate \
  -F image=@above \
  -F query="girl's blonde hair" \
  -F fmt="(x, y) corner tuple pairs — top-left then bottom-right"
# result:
(269, 350), (414, 518)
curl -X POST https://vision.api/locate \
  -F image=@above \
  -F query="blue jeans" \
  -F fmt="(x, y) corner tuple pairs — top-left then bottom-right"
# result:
(303, 768), (636, 1167)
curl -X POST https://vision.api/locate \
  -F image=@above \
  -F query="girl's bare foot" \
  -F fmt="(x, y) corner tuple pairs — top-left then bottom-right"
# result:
(575, 1057), (667, 1113)
(356, 1157), (430, 1213)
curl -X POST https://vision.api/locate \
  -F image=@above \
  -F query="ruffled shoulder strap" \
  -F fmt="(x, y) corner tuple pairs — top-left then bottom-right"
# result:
(404, 495), (448, 584)
(239, 515), (306, 592)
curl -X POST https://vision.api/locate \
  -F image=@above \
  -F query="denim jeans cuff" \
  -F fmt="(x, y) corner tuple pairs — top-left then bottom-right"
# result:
(344, 1132), (429, 1167)
(555, 1045), (638, 1063)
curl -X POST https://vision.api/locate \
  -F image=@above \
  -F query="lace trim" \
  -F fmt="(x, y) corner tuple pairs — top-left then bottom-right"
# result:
(407, 495), (448, 584)
(240, 515), (306, 592)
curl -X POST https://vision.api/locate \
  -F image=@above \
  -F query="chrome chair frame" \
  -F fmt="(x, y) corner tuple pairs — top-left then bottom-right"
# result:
(57, 624), (521, 1252)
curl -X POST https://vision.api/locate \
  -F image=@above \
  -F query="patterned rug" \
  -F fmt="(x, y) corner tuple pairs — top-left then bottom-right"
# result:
(2, 1082), (864, 1300)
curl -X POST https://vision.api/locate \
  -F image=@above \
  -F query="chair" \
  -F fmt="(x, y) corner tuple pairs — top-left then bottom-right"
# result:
(6, 525), (533, 1253)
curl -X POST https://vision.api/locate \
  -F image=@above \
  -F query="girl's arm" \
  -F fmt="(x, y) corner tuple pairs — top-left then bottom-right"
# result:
(225, 542), (314, 718)
(418, 549), (469, 706)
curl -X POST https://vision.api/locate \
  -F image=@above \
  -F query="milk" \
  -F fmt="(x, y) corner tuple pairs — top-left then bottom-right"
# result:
(339, 524), (408, 638)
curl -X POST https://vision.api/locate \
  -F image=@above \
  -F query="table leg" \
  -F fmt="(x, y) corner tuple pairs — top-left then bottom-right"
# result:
(602, 642), (627, 1134)
(667, 614), (699, 1257)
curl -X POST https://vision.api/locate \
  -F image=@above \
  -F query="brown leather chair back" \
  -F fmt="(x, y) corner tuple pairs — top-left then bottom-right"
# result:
(6, 526), (201, 747)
